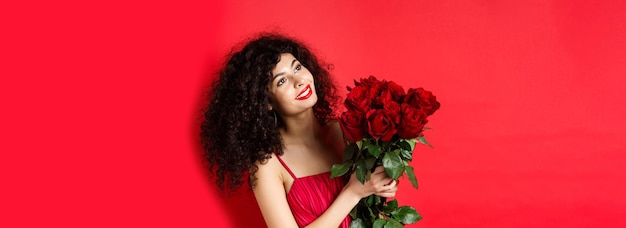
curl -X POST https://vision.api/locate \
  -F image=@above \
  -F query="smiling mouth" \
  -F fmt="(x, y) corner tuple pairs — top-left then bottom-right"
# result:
(296, 85), (312, 100)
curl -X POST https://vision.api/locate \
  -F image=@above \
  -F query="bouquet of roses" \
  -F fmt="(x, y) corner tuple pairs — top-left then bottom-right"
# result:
(330, 76), (440, 228)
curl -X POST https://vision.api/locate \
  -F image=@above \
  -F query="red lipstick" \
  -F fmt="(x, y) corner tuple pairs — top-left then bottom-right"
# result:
(295, 85), (312, 100)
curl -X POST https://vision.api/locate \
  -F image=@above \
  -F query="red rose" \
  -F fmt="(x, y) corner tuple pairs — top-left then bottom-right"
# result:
(397, 104), (428, 139)
(383, 101), (401, 125)
(369, 81), (384, 101)
(372, 86), (393, 109)
(345, 85), (371, 113)
(339, 110), (366, 142)
(356, 75), (381, 87)
(366, 109), (397, 141)
(371, 81), (404, 109)
(385, 81), (406, 101)
(403, 88), (440, 116)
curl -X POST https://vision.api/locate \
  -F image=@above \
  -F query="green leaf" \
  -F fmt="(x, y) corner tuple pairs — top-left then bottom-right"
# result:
(404, 166), (418, 189)
(383, 199), (398, 214)
(407, 138), (416, 150)
(330, 161), (352, 178)
(398, 140), (411, 151)
(383, 218), (403, 228)
(392, 148), (401, 156)
(356, 160), (367, 184)
(366, 195), (374, 204)
(356, 140), (363, 150)
(362, 139), (371, 149)
(349, 206), (358, 219)
(400, 148), (412, 161)
(344, 143), (359, 162)
(391, 206), (422, 224)
(373, 219), (387, 228)
(368, 144), (382, 158)
(350, 218), (366, 228)
(373, 195), (382, 205)
(365, 156), (376, 171)
(382, 152), (404, 179)
(417, 136), (432, 148)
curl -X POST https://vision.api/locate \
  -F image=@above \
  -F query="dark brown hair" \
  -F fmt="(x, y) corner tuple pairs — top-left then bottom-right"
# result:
(200, 33), (339, 192)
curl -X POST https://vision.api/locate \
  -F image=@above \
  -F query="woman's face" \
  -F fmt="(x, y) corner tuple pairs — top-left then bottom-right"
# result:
(268, 53), (318, 116)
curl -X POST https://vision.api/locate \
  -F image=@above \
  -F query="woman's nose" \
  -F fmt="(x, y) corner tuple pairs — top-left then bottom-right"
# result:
(294, 76), (304, 88)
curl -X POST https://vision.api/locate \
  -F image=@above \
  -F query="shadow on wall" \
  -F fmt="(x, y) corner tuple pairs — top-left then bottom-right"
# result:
(220, 182), (266, 227)
(198, 164), (266, 227)
(193, 134), (266, 227)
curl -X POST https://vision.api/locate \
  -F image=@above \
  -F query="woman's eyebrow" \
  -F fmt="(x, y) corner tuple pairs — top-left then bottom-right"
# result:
(272, 59), (298, 80)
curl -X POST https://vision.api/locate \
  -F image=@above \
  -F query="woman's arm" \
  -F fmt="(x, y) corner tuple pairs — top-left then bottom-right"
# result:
(253, 157), (300, 227)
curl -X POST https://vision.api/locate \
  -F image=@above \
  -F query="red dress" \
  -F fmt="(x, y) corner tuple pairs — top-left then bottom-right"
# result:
(275, 154), (351, 228)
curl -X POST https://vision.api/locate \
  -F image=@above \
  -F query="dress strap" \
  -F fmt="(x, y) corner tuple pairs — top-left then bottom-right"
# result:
(274, 153), (297, 179)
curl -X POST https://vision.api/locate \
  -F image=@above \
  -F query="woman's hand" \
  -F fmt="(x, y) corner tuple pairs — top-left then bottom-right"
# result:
(344, 166), (398, 199)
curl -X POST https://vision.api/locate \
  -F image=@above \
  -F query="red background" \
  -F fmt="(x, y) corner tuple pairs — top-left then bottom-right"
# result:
(2, 0), (626, 227)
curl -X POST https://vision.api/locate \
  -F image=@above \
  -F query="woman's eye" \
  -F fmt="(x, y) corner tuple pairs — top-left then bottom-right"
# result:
(277, 78), (286, 86)
(295, 64), (302, 73)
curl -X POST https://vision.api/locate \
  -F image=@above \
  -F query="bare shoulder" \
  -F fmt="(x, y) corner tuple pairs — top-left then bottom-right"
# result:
(252, 153), (285, 197)
(253, 153), (282, 180)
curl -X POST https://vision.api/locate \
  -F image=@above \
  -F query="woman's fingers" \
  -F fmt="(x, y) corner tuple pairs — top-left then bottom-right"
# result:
(371, 178), (395, 192)
(383, 180), (397, 191)
(349, 166), (402, 197)
(375, 181), (398, 197)
(374, 192), (394, 198)
(372, 166), (386, 174)
(385, 179), (397, 188)
(374, 187), (397, 198)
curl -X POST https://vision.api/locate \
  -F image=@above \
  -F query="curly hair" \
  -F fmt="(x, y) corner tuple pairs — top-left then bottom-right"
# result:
(201, 33), (340, 193)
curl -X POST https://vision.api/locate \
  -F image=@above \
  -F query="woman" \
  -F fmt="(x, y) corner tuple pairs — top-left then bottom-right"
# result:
(201, 33), (397, 227)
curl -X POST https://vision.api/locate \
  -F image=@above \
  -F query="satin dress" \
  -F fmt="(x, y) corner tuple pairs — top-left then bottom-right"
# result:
(275, 154), (351, 228)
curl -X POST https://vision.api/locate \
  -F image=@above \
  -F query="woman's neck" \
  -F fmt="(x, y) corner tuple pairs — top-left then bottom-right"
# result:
(280, 109), (322, 144)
